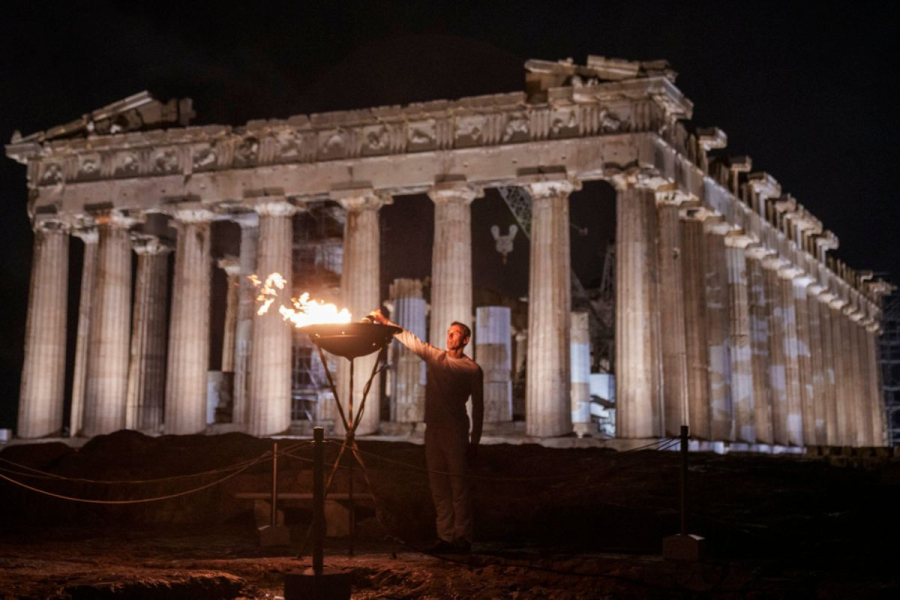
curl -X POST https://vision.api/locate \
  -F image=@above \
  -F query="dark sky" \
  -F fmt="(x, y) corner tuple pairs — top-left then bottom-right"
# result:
(1, 1), (898, 428)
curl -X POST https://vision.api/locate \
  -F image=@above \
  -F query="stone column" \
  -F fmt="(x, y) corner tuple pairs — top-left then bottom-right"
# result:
(217, 256), (241, 373)
(763, 257), (790, 446)
(746, 247), (774, 445)
(705, 221), (734, 441)
(865, 324), (885, 445)
(839, 302), (860, 445)
(570, 311), (591, 435)
(333, 192), (385, 436)
(779, 267), (804, 446)
(680, 213), (711, 440)
(17, 219), (69, 439)
(232, 213), (259, 427)
(164, 209), (213, 435)
(615, 184), (661, 439)
(389, 278), (427, 423)
(725, 234), (756, 443)
(656, 195), (689, 436)
(793, 276), (816, 445)
(526, 179), (578, 437)
(847, 308), (867, 446)
(248, 201), (297, 437)
(818, 292), (839, 446)
(853, 317), (872, 446)
(125, 236), (170, 432)
(69, 226), (98, 437)
(477, 306), (514, 423)
(428, 183), (479, 347)
(806, 284), (828, 445)
(83, 213), (137, 437)
(829, 296), (853, 446)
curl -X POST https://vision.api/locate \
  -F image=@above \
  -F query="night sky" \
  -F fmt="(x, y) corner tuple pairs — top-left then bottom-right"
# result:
(1, 1), (898, 429)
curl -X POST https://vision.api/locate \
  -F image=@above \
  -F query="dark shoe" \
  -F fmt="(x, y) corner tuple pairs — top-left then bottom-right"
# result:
(421, 539), (457, 554)
(452, 538), (472, 554)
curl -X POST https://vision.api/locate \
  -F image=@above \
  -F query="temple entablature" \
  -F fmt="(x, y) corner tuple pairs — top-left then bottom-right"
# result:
(5, 56), (886, 306)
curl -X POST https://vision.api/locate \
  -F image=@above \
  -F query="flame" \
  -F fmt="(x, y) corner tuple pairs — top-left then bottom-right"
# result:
(251, 272), (352, 327)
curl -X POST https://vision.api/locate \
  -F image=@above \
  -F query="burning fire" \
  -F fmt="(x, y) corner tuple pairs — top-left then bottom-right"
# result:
(250, 272), (352, 327)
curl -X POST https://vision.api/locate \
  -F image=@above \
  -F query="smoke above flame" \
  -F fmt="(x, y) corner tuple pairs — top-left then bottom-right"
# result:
(250, 272), (352, 327)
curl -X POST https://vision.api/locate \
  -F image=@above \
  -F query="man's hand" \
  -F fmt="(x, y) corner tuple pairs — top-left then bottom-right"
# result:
(369, 309), (389, 325)
(466, 443), (479, 464)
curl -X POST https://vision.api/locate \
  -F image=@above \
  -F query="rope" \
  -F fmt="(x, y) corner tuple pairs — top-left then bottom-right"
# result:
(323, 436), (678, 482)
(0, 440), (312, 485)
(0, 453), (268, 504)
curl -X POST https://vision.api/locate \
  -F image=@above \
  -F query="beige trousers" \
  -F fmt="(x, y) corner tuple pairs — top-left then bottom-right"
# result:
(424, 424), (473, 542)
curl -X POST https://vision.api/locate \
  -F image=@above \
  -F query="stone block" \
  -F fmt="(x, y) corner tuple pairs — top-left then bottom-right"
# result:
(662, 534), (706, 561)
(259, 524), (291, 547)
(324, 500), (351, 538)
(284, 568), (351, 600)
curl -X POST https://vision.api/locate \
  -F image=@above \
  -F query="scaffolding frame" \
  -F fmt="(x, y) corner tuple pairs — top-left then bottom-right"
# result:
(880, 292), (900, 446)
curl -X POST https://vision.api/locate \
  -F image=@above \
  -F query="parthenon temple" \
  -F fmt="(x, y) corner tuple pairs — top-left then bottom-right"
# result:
(6, 56), (892, 448)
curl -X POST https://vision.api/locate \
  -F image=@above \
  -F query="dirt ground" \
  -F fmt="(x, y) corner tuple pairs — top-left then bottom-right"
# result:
(1, 431), (899, 599)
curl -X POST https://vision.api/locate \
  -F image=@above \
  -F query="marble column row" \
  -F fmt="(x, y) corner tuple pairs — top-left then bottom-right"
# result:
(614, 187), (886, 447)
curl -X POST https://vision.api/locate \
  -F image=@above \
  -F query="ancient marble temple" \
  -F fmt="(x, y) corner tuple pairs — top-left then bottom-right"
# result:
(6, 56), (891, 447)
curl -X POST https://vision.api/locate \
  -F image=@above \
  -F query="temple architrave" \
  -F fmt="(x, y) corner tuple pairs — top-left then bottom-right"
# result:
(6, 56), (892, 448)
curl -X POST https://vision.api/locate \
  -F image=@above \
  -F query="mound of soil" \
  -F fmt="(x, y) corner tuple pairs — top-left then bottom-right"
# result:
(2, 432), (899, 598)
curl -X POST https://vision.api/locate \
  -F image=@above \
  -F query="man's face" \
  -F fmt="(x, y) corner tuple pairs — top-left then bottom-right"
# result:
(446, 324), (469, 351)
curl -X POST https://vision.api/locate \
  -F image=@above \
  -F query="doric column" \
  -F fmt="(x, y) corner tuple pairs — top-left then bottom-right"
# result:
(164, 209), (214, 435)
(17, 219), (69, 439)
(847, 306), (868, 446)
(69, 225), (98, 437)
(680, 213), (711, 439)
(218, 256), (241, 373)
(428, 183), (480, 347)
(247, 200), (297, 437)
(763, 257), (790, 445)
(83, 212), (138, 437)
(853, 316), (873, 446)
(389, 278), (427, 423)
(477, 306), (514, 424)
(615, 183), (661, 438)
(725, 233), (756, 443)
(656, 193), (689, 437)
(570, 311), (591, 435)
(829, 295), (853, 446)
(333, 192), (386, 436)
(793, 275), (816, 446)
(705, 220), (734, 441)
(778, 266), (805, 446)
(232, 213), (258, 427)
(817, 292), (840, 445)
(865, 323), (885, 446)
(806, 284), (828, 445)
(125, 235), (171, 432)
(746, 247), (774, 444)
(526, 178), (578, 437)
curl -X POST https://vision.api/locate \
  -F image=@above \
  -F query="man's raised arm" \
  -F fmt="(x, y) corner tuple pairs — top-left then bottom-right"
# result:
(368, 309), (440, 362)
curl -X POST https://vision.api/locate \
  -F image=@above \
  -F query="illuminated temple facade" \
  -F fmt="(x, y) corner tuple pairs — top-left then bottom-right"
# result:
(6, 56), (892, 447)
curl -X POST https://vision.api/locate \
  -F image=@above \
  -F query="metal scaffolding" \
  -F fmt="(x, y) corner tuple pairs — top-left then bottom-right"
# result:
(880, 292), (900, 446)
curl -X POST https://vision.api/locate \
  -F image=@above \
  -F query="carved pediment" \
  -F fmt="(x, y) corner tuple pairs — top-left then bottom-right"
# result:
(12, 91), (194, 145)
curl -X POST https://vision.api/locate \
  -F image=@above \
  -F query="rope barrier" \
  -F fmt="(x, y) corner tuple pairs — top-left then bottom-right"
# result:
(319, 436), (679, 482)
(0, 453), (268, 505)
(0, 440), (313, 485)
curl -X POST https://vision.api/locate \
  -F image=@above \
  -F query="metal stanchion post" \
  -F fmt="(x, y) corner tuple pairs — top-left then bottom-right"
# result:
(272, 442), (279, 528)
(663, 424), (706, 561)
(313, 427), (324, 577)
(680, 425), (688, 535)
(285, 426), (350, 600)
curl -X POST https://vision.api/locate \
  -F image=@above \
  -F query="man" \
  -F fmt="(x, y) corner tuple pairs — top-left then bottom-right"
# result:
(370, 309), (484, 554)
